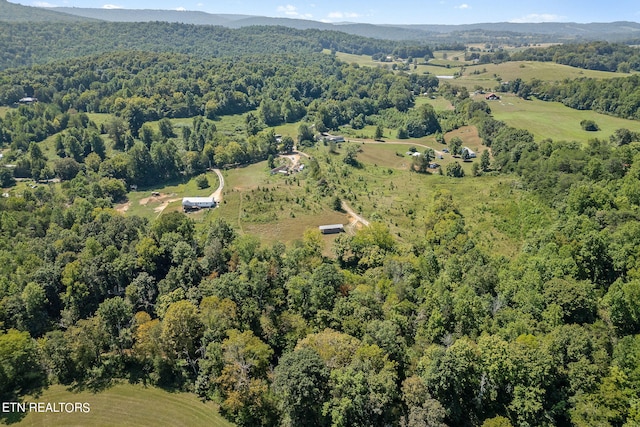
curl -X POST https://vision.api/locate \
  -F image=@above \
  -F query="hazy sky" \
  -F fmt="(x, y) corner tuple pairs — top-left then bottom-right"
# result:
(9, 0), (640, 25)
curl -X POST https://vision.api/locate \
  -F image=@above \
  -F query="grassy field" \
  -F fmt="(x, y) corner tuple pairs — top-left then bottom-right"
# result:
(333, 51), (463, 78)
(480, 93), (640, 143)
(85, 113), (113, 128)
(457, 61), (629, 90)
(414, 96), (454, 111)
(5, 383), (233, 427)
(334, 49), (629, 90)
(308, 141), (553, 257)
(206, 160), (346, 246)
(332, 51), (381, 67)
(418, 65), (458, 77)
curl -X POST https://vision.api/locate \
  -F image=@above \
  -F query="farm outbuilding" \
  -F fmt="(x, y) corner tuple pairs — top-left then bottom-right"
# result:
(463, 147), (477, 158)
(270, 165), (289, 175)
(319, 224), (344, 234)
(182, 196), (216, 211)
(318, 133), (345, 143)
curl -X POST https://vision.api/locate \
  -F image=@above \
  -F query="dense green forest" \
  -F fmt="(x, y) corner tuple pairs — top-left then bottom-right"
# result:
(4, 24), (640, 427)
(0, 51), (442, 187)
(0, 22), (433, 70)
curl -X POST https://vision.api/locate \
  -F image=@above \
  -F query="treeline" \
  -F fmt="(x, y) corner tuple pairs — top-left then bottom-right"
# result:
(0, 22), (434, 70)
(467, 41), (640, 73)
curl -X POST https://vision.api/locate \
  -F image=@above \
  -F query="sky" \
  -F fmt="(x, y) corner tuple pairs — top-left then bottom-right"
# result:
(8, 0), (640, 25)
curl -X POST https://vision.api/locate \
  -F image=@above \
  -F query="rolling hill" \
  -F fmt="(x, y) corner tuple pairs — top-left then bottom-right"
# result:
(2, 0), (640, 43)
(0, 0), (92, 22)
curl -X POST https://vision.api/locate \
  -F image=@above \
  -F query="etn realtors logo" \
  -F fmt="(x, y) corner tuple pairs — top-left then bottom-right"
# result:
(2, 401), (91, 413)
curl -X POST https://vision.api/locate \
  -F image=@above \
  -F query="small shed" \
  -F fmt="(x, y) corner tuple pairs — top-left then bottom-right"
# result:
(319, 224), (344, 234)
(463, 147), (477, 158)
(485, 93), (500, 100)
(270, 165), (289, 175)
(18, 97), (38, 104)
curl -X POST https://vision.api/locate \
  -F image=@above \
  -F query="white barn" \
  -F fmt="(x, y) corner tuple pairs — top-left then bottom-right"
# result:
(182, 196), (216, 211)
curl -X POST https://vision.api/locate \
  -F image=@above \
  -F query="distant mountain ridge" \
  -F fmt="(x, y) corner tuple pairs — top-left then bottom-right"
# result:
(51, 7), (253, 26)
(2, 0), (640, 42)
(0, 0), (92, 22)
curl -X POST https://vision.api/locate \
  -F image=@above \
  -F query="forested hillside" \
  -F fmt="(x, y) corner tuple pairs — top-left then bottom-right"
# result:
(3, 22), (640, 427)
(0, 0), (91, 22)
(0, 22), (432, 70)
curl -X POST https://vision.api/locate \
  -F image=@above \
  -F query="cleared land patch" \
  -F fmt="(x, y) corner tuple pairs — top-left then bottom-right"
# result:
(480, 93), (640, 143)
(460, 61), (629, 89)
(115, 171), (220, 219)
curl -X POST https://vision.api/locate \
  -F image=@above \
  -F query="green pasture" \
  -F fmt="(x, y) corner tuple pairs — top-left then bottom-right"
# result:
(417, 65), (458, 76)
(332, 51), (380, 67)
(414, 95), (454, 111)
(8, 383), (233, 427)
(272, 122), (300, 140)
(85, 113), (113, 128)
(0, 106), (10, 118)
(432, 50), (468, 62)
(479, 93), (640, 143)
(458, 61), (628, 90)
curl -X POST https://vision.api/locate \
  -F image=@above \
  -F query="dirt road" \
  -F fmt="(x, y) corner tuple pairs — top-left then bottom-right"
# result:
(341, 200), (370, 229)
(210, 168), (224, 202)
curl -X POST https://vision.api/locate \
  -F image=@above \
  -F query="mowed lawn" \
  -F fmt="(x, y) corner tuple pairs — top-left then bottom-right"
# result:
(479, 93), (640, 144)
(11, 383), (233, 427)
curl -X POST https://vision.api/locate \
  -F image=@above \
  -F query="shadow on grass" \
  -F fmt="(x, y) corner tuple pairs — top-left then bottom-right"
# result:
(0, 385), (45, 425)
(0, 410), (27, 425)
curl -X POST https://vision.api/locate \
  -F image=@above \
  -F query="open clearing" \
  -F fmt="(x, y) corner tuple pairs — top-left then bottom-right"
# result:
(459, 61), (629, 89)
(114, 170), (220, 219)
(208, 160), (348, 245)
(480, 93), (640, 143)
(9, 383), (233, 427)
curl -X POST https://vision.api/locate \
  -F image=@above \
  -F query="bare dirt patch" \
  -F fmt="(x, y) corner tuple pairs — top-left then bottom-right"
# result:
(139, 192), (175, 206)
(115, 202), (131, 213)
